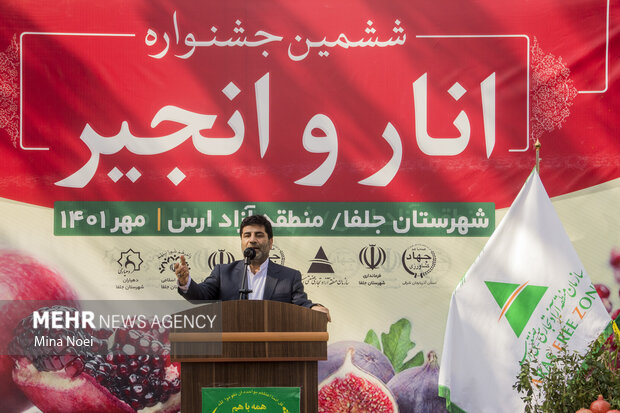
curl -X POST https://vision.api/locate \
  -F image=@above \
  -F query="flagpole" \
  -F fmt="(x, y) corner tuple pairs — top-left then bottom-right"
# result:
(535, 139), (541, 173)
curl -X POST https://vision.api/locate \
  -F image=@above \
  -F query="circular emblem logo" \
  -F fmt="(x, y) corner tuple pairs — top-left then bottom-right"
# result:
(401, 244), (436, 277)
(269, 245), (285, 265)
(359, 244), (387, 270)
(158, 253), (190, 274)
(208, 249), (235, 270)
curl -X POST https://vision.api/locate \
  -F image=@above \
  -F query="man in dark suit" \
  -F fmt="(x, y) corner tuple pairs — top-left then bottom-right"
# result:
(175, 215), (330, 320)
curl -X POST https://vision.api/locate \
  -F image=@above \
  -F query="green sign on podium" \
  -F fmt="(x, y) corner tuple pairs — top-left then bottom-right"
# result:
(202, 387), (301, 413)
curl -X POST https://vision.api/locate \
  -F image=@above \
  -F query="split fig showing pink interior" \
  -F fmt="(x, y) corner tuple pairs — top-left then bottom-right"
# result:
(10, 306), (180, 413)
(319, 340), (395, 384)
(318, 347), (398, 413)
(387, 351), (447, 413)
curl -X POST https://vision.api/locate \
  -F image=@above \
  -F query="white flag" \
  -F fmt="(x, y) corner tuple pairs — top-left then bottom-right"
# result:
(438, 170), (610, 413)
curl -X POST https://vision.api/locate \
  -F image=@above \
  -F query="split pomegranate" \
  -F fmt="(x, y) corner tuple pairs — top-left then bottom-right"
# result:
(0, 250), (78, 412)
(318, 347), (398, 413)
(9, 306), (180, 413)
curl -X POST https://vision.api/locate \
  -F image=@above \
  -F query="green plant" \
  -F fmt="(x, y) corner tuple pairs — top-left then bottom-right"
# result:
(514, 328), (620, 413)
(364, 318), (424, 373)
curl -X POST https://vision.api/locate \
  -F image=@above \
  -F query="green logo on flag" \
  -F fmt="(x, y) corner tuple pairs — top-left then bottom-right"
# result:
(485, 281), (548, 338)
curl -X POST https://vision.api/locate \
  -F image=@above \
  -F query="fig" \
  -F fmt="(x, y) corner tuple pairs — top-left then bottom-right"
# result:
(0, 251), (78, 412)
(318, 347), (398, 412)
(9, 305), (180, 412)
(318, 340), (395, 384)
(387, 351), (448, 413)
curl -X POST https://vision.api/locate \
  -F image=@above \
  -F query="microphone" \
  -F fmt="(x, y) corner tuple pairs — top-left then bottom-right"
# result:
(243, 247), (256, 261)
(239, 248), (256, 299)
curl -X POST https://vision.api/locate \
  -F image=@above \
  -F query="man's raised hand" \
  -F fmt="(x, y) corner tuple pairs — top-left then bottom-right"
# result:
(174, 255), (190, 286)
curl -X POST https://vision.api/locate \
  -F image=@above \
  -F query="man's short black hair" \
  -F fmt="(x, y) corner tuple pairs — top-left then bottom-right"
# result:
(239, 215), (273, 239)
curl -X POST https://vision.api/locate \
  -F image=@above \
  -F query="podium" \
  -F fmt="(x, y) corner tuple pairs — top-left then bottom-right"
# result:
(170, 300), (329, 412)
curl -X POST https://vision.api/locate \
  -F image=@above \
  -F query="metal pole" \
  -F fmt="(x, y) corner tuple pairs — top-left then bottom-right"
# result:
(535, 139), (541, 173)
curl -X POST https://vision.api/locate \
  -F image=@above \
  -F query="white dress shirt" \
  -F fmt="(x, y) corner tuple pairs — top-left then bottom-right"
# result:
(246, 259), (268, 300)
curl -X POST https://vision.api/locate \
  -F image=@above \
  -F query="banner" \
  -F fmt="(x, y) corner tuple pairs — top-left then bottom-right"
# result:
(202, 387), (300, 413)
(0, 0), (618, 412)
(438, 170), (611, 412)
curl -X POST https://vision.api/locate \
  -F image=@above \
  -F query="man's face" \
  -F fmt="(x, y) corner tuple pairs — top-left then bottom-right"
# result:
(240, 224), (273, 264)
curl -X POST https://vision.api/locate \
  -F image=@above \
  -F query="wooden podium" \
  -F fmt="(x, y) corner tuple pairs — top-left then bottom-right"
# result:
(170, 300), (329, 412)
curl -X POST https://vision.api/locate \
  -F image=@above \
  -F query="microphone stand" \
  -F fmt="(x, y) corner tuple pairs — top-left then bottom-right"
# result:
(239, 248), (255, 300)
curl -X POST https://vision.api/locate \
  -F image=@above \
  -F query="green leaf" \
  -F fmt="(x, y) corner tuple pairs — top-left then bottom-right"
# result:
(380, 318), (416, 372)
(364, 329), (382, 351)
(399, 350), (424, 372)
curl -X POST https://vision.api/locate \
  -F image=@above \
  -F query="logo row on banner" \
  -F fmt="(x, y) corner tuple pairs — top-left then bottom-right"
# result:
(111, 243), (446, 293)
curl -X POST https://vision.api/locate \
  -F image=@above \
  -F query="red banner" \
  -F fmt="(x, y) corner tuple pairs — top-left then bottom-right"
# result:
(0, 1), (619, 412)
(1, 0), (617, 208)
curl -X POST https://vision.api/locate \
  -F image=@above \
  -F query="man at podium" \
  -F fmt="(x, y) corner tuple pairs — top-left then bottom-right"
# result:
(175, 214), (330, 320)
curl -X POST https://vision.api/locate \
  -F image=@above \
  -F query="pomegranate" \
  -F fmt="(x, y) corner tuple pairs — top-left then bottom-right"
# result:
(595, 284), (611, 299)
(610, 248), (620, 270)
(9, 306), (180, 412)
(590, 395), (611, 413)
(318, 347), (398, 413)
(0, 250), (78, 412)
(576, 409), (593, 413)
(318, 340), (395, 384)
(601, 298), (613, 314)
(387, 351), (448, 413)
(611, 248), (620, 283)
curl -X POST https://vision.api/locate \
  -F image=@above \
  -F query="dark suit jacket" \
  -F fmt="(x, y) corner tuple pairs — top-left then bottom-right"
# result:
(178, 260), (315, 308)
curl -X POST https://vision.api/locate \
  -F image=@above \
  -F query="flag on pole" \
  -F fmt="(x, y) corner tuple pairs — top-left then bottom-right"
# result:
(438, 169), (611, 413)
